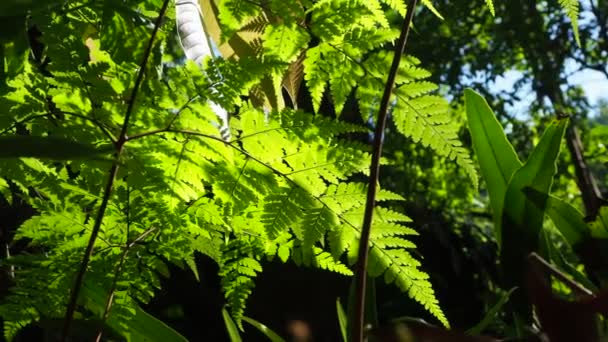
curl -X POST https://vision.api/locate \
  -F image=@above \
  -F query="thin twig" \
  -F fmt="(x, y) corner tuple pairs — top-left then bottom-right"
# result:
(352, 1), (418, 341)
(528, 252), (593, 297)
(94, 227), (158, 342)
(60, 1), (171, 340)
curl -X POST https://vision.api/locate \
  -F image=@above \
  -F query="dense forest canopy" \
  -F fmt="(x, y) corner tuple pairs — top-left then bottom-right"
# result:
(0, 0), (606, 341)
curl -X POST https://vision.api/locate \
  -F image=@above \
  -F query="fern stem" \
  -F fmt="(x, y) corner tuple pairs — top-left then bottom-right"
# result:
(352, 1), (418, 341)
(60, 0), (171, 340)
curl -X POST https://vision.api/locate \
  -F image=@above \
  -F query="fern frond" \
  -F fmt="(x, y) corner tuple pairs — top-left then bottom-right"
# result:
(484, 0), (495, 16)
(321, 182), (405, 215)
(392, 93), (479, 189)
(420, 0), (444, 20)
(354, 50), (478, 187)
(325, 194), (448, 326)
(291, 244), (353, 275)
(303, 1), (399, 114)
(303, 45), (331, 113)
(217, 0), (261, 40)
(380, 0), (407, 16)
(219, 238), (264, 325)
(369, 246), (449, 327)
(370, 221), (418, 238)
(558, 0), (581, 46)
(262, 24), (310, 63)
(0, 1), (458, 336)
(311, 247), (354, 275)
(302, 206), (340, 251)
(261, 186), (315, 239)
(239, 15), (268, 34)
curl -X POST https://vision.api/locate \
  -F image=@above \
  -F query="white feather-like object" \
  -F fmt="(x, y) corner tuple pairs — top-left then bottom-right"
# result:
(176, 0), (230, 140)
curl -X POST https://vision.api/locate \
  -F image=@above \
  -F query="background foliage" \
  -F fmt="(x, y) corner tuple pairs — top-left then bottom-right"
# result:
(0, 0), (606, 341)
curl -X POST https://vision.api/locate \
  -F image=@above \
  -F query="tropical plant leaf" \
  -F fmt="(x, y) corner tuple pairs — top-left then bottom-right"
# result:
(223, 308), (243, 342)
(500, 117), (568, 317)
(242, 316), (286, 342)
(336, 298), (348, 342)
(465, 88), (522, 245)
(501, 117), (568, 251)
(523, 187), (589, 247)
(80, 282), (188, 342)
(467, 288), (516, 335)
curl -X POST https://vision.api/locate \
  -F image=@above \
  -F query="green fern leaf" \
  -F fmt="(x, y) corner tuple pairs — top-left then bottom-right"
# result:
(370, 221), (418, 238)
(392, 93), (479, 188)
(302, 206), (340, 251)
(303, 45), (331, 113)
(370, 246), (449, 327)
(217, 0), (261, 40)
(380, 0), (407, 16)
(421, 0), (444, 20)
(356, 51), (477, 187)
(310, 247), (353, 275)
(558, 0), (581, 46)
(219, 239), (264, 324)
(485, 0), (495, 16)
(261, 187), (315, 239)
(263, 24), (310, 63)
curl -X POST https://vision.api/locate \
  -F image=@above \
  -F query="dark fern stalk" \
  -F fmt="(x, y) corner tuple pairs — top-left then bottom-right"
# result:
(352, 0), (418, 341)
(60, 0), (171, 340)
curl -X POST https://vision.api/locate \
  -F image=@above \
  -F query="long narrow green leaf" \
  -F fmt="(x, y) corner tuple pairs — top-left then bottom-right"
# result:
(467, 288), (516, 335)
(336, 298), (348, 342)
(464, 89), (522, 246)
(223, 308), (243, 342)
(501, 117), (569, 243)
(523, 187), (589, 247)
(243, 316), (286, 342)
(500, 117), (568, 317)
(80, 281), (188, 342)
(465, 89), (583, 251)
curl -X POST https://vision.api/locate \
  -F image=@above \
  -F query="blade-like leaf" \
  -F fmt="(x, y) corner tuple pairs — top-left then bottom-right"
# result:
(243, 316), (286, 342)
(336, 298), (348, 342)
(464, 89), (522, 245)
(80, 282), (188, 342)
(500, 117), (568, 317)
(501, 117), (569, 244)
(465, 90), (583, 250)
(523, 187), (589, 247)
(467, 288), (516, 335)
(0, 135), (113, 160)
(223, 308), (243, 342)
